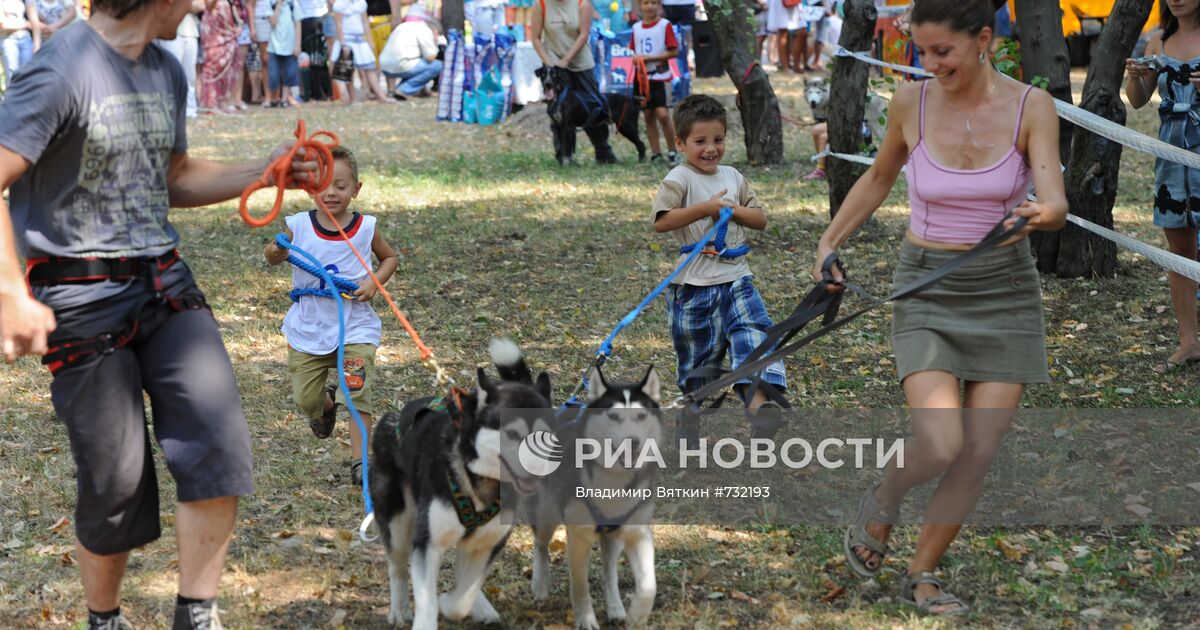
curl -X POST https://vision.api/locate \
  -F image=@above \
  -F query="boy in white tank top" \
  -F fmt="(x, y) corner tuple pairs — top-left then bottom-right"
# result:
(264, 145), (399, 484)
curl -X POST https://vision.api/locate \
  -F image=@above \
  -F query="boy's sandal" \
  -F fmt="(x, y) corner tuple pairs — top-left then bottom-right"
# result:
(899, 571), (970, 616)
(843, 483), (898, 577)
(748, 401), (787, 440)
(310, 384), (340, 439)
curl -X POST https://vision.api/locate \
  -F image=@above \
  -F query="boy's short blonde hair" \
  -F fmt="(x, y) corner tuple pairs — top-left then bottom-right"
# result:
(331, 145), (359, 182)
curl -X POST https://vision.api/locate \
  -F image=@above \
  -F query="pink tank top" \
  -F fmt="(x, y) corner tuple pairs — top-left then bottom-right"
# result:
(905, 80), (1034, 244)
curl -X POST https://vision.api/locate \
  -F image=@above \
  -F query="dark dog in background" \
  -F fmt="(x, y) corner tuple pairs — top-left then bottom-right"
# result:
(538, 66), (647, 165)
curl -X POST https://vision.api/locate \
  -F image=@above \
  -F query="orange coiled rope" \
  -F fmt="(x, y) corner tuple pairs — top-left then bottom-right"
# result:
(239, 121), (339, 227)
(240, 121), (450, 385)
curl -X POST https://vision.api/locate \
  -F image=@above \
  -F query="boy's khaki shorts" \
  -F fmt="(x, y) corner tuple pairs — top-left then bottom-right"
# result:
(288, 344), (377, 419)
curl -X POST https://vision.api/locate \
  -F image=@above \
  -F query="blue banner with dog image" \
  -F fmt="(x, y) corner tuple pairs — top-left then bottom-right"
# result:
(591, 25), (691, 105)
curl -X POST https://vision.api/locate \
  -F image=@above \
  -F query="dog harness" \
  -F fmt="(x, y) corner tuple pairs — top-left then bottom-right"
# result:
(447, 470), (503, 536)
(575, 466), (653, 534)
(27, 251), (208, 375)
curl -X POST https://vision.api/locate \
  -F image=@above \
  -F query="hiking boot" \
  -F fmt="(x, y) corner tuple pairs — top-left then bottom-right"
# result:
(650, 153), (666, 164)
(172, 602), (222, 630)
(88, 612), (133, 630)
(310, 384), (339, 439)
(667, 150), (680, 165)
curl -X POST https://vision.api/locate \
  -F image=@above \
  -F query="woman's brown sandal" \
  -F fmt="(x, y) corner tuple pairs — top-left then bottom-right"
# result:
(899, 571), (970, 615)
(843, 483), (898, 577)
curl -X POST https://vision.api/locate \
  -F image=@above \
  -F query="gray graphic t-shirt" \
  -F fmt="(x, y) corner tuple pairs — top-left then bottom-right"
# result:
(0, 21), (188, 261)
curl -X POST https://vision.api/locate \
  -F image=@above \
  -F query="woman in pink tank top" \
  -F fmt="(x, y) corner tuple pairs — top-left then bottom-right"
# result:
(812, 0), (1068, 616)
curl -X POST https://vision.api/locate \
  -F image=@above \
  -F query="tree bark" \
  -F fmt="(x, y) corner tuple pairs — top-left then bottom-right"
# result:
(442, 0), (465, 35)
(1013, 0), (1074, 271)
(827, 0), (876, 217)
(705, 0), (785, 164)
(1055, 0), (1153, 278)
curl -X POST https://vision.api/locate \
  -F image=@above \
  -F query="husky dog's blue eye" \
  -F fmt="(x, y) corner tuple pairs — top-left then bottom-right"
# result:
(607, 412), (621, 422)
(635, 413), (647, 422)
(505, 429), (521, 441)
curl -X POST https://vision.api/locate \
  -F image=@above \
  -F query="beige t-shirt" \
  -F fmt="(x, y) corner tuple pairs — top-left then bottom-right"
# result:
(539, 0), (594, 72)
(652, 163), (761, 287)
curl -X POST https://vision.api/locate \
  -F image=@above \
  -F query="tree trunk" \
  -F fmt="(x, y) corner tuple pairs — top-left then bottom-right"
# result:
(1056, 0), (1152, 278)
(1013, 0), (1074, 271)
(827, 0), (876, 217)
(705, 0), (785, 164)
(442, 0), (465, 35)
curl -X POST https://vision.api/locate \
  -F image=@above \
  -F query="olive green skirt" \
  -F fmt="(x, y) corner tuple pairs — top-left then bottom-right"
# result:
(891, 238), (1049, 384)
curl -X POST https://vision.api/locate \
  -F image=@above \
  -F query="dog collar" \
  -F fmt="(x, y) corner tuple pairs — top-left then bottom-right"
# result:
(447, 470), (502, 536)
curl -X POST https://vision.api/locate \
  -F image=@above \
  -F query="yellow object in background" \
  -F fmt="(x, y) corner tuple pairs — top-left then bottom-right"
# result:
(1004, 1), (1161, 37)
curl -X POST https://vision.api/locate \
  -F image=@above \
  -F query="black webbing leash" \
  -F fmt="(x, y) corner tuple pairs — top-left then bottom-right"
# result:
(680, 216), (1030, 411)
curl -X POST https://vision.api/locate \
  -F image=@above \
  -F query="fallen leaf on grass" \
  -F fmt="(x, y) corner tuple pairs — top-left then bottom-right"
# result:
(47, 516), (70, 535)
(818, 585), (845, 603)
(1044, 558), (1070, 573)
(1125, 504), (1153, 518)
(996, 537), (1026, 562)
(730, 590), (759, 604)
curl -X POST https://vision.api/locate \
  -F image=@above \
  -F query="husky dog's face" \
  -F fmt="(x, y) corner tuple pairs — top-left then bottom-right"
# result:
(805, 77), (831, 112)
(584, 366), (664, 469)
(466, 368), (553, 496)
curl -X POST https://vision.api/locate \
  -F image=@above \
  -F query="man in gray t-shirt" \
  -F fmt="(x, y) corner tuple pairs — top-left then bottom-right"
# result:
(0, 4), (315, 629)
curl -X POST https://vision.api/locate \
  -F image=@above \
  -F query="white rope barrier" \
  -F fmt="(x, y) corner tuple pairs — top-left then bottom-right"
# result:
(1062, 214), (1200, 283)
(833, 46), (1200, 171)
(810, 149), (1200, 284)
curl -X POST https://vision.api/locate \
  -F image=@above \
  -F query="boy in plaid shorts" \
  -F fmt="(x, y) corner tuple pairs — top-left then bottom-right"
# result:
(652, 94), (788, 439)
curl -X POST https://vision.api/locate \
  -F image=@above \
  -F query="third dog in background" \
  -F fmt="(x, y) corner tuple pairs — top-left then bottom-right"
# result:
(803, 76), (888, 180)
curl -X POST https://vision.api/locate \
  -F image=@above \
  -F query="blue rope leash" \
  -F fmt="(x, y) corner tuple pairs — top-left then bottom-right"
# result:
(678, 216), (750, 259)
(560, 207), (735, 411)
(275, 233), (376, 535)
(286, 252), (359, 301)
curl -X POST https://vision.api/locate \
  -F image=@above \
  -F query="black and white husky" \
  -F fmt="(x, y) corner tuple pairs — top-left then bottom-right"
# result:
(528, 365), (664, 629)
(370, 339), (553, 629)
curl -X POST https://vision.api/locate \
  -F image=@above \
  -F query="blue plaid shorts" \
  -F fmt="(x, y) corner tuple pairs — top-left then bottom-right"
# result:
(668, 276), (787, 396)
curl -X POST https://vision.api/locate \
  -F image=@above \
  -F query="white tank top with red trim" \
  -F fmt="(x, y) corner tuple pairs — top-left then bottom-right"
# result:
(632, 18), (677, 81)
(282, 210), (383, 354)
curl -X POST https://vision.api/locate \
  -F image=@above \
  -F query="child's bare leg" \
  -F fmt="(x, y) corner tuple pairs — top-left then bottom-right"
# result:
(364, 68), (390, 101)
(349, 412), (373, 462)
(338, 80), (355, 104)
(803, 123), (829, 178)
(259, 46), (271, 102)
(645, 109), (661, 156)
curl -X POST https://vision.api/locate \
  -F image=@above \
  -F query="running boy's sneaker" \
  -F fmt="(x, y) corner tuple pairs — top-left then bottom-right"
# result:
(88, 613), (133, 630)
(173, 602), (223, 630)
